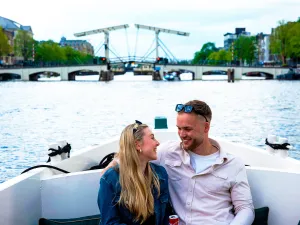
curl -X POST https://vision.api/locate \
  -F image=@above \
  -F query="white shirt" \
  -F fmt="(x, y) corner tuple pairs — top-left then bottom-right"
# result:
(188, 150), (220, 173)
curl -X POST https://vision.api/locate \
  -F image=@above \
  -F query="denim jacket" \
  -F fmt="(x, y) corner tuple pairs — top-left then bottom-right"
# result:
(98, 163), (172, 225)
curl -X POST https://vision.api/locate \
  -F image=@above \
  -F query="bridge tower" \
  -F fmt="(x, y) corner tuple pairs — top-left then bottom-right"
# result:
(134, 24), (190, 60)
(74, 24), (129, 64)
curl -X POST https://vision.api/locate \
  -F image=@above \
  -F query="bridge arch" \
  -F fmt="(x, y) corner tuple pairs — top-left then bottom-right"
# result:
(202, 69), (227, 75)
(29, 71), (60, 81)
(68, 69), (100, 81)
(0, 72), (21, 81)
(243, 71), (274, 79)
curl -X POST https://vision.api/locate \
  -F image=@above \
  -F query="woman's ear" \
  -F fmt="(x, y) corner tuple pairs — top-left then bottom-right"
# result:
(135, 141), (141, 151)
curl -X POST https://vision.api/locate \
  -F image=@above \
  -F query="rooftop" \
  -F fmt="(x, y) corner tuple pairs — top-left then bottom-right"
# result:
(0, 16), (32, 33)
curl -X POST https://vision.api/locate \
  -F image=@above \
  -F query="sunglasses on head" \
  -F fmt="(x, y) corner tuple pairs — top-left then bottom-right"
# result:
(175, 104), (208, 122)
(133, 120), (142, 134)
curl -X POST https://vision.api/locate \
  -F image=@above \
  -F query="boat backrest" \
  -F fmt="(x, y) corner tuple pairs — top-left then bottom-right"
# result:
(39, 215), (100, 225)
(247, 167), (300, 225)
(41, 170), (102, 219)
(219, 138), (300, 170)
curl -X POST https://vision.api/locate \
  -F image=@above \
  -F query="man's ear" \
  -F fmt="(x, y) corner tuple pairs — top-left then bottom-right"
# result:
(204, 122), (210, 133)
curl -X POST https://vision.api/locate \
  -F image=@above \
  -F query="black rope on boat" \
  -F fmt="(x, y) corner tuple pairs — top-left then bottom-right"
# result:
(265, 138), (290, 150)
(89, 152), (116, 170)
(47, 143), (71, 163)
(21, 165), (70, 174)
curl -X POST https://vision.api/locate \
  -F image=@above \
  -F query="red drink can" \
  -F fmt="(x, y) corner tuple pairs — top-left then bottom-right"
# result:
(169, 215), (179, 225)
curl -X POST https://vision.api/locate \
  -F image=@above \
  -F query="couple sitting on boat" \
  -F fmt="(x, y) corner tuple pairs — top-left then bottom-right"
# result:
(98, 100), (255, 225)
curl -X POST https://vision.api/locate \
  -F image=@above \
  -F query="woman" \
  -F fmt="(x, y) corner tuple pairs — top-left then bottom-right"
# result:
(98, 120), (172, 225)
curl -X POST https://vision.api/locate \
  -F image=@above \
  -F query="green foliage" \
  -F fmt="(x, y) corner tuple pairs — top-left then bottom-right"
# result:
(0, 27), (11, 57)
(35, 40), (66, 63)
(14, 30), (34, 61)
(192, 42), (218, 64)
(207, 49), (231, 65)
(34, 40), (93, 65)
(270, 19), (300, 64)
(233, 36), (257, 64)
(287, 22), (300, 59)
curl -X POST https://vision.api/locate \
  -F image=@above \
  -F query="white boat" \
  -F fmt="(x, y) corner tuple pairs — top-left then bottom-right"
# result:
(1, 121), (300, 225)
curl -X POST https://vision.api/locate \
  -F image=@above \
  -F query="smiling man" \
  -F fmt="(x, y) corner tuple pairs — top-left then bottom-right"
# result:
(156, 100), (254, 225)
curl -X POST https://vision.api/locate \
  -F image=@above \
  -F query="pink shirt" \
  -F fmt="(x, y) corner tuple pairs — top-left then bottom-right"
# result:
(156, 139), (254, 225)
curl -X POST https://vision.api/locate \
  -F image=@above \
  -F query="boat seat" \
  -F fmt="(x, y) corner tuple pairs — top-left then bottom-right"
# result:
(39, 215), (100, 225)
(38, 207), (268, 225)
(252, 207), (269, 225)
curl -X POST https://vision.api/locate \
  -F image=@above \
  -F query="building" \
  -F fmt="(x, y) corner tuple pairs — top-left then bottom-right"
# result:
(256, 32), (271, 63)
(59, 37), (94, 56)
(0, 16), (33, 64)
(223, 33), (237, 51)
(223, 28), (251, 50)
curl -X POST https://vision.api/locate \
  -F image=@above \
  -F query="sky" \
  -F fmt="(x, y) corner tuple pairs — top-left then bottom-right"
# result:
(1, 0), (299, 60)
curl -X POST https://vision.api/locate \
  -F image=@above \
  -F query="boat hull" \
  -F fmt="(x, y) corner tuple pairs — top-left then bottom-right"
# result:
(1, 131), (300, 225)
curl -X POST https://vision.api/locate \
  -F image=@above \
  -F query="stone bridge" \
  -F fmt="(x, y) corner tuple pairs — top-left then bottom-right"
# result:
(0, 65), (106, 81)
(0, 64), (289, 81)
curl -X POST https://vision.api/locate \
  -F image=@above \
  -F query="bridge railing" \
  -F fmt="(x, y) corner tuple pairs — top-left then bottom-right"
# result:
(0, 58), (291, 70)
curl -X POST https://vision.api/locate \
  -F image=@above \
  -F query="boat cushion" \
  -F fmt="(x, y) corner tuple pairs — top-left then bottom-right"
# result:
(252, 207), (269, 225)
(39, 215), (100, 225)
(38, 207), (269, 224)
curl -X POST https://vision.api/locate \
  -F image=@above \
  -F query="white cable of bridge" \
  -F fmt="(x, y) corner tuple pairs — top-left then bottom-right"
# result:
(94, 42), (104, 56)
(158, 42), (172, 62)
(134, 24), (190, 59)
(125, 28), (131, 59)
(140, 37), (156, 62)
(107, 44), (124, 63)
(74, 24), (129, 62)
(133, 28), (140, 61)
(158, 38), (178, 62)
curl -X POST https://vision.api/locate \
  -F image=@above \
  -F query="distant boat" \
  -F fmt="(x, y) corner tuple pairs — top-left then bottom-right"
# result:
(163, 69), (194, 81)
(245, 72), (273, 79)
(203, 70), (227, 75)
(277, 68), (300, 80)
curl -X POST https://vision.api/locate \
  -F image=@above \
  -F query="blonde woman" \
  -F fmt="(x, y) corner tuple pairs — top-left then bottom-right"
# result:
(97, 120), (172, 225)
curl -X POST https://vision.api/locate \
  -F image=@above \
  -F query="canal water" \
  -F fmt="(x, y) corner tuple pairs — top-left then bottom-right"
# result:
(0, 74), (299, 183)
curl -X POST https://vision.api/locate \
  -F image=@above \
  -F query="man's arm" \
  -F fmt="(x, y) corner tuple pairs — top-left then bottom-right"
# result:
(151, 140), (171, 165)
(230, 165), (255, 225)
(100, 159), (118, 175)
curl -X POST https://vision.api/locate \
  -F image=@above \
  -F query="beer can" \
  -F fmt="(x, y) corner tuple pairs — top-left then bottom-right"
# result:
(169, 215), (179, 225)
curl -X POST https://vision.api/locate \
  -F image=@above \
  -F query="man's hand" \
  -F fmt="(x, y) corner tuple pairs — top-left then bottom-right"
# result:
(100, 158), (118, 175)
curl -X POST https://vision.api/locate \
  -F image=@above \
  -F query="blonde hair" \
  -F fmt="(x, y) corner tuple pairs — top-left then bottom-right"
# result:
(117, 122), (160, 223)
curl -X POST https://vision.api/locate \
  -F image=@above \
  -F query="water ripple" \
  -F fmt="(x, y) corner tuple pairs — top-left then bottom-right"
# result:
(0, 79), (300, 183)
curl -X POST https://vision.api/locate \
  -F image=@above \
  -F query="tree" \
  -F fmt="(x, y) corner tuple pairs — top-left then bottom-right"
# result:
(14, 30), (34, 61)
(192, 42), (218, 64)
(35, 40), (66, 64)
(269, 20), (300, 64)
(233, 36), (257, 65)
(207, 49), (232, 65)
(286, 22), (300, 60)
(34, 40), (93, 65)
(0, 27), (11, 57)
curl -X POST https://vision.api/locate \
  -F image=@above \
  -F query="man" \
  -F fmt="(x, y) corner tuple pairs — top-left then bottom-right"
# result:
(104, 100), (254, 225)
(155, 100), (254, 225)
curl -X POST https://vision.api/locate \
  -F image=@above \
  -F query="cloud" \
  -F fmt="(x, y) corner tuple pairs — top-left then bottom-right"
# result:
(1, 0), (299, 59)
